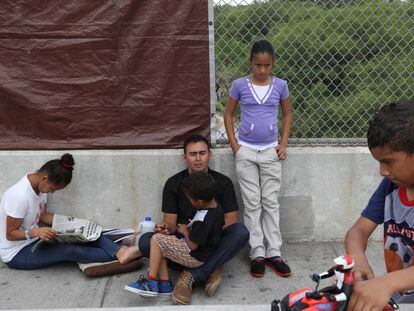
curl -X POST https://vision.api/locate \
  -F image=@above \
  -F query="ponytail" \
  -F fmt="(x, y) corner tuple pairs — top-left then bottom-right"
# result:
(38, 153), (75, 186)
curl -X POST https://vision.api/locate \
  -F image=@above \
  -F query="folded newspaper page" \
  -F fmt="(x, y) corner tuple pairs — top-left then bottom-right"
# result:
(102, 228), (136, 244)
(31, 214), (103, 252)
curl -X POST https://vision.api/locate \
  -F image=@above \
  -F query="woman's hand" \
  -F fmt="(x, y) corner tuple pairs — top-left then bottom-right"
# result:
(32, 227), (58, 241)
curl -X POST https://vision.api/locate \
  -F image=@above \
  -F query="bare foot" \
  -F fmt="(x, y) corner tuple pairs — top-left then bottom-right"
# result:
(128, 233), (138, 247)
(120, 234), (137, 247)
(116, 246), (142, 264)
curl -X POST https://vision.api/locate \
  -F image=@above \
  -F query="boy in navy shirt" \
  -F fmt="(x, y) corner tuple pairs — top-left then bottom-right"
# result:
(125, 172), (223, 299)
(345, 100), (414, 310)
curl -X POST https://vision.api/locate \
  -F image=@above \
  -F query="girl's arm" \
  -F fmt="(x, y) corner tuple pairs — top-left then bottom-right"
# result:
(39, 204), (54, 226)
(6, 216), (57, 241)
(276, 97), (293, 160)
(224, 97), (240, 156)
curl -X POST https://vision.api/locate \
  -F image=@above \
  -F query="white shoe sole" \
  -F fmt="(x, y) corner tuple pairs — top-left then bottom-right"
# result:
(205, 277), (222, 297)
(124, 285), (158, 297)
(172, 293), (190, 305)
(205, 269), (223, 297)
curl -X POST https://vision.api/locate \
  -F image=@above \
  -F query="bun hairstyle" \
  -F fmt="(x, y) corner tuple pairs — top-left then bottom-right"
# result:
(38, 153), (75, 186)
(250, 39), (276, 62)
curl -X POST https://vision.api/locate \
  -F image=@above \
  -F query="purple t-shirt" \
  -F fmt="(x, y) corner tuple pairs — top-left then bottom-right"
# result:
(229, 76), (289, 145)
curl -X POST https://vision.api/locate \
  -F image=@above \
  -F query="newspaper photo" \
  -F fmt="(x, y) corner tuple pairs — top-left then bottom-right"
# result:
(31, 214), (103, 252)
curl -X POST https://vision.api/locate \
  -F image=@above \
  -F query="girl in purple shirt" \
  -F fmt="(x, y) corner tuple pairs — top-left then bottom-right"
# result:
(224, 39), (293, 278)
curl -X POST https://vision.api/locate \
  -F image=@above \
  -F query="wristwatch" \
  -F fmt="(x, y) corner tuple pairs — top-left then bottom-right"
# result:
(24, 229), (31, 240)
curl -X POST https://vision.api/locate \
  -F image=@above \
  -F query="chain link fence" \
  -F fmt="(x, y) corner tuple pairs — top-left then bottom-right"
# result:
(213, 0), (414, 145)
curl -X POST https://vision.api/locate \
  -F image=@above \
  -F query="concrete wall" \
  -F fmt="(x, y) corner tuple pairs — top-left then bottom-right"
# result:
(0, 147), (383, 241)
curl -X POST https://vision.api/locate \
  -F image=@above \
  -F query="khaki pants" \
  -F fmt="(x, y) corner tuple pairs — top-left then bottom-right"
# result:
(236, 145), (282, 259)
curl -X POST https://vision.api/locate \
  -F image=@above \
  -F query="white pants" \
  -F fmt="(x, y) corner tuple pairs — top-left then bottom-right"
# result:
(236, 145), (282, 260)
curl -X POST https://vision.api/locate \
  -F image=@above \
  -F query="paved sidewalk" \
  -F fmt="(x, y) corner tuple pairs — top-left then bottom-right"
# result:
(0, 241), (394, 310)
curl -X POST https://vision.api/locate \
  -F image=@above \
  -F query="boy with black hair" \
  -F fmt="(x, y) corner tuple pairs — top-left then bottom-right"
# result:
(345, 100), (414, 310)
(125, 171), (224, 299)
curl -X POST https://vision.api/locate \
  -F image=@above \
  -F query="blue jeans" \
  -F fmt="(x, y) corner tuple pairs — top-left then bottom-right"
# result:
(6, 236), (120, 270)
(139, 222), (249, 283)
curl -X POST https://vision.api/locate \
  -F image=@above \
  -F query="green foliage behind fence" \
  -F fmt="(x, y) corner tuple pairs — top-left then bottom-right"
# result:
(214, 0), (414, 142)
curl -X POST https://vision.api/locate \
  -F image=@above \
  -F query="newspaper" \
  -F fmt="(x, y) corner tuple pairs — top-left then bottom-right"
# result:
(102, 228), (136, 244)
(31, 214), (103, 252)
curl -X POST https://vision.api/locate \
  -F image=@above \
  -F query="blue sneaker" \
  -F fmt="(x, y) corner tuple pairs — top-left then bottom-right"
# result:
(124, 276), (159, 297)
(158, 279), (173, 297)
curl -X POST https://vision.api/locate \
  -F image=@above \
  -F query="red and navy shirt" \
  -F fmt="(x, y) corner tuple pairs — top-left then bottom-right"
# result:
(362, 178), (414, 274)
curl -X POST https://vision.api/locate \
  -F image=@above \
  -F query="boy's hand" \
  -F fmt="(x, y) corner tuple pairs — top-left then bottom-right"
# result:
(176, 223), (188, 235)
(352, 258), (375, 281)
(347, 277), (392, 311)
(155, 223), (171, 235)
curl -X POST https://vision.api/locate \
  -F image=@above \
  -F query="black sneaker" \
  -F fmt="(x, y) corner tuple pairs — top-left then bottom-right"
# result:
(265, 256), (291, 277)
(250, 257), (265, 277)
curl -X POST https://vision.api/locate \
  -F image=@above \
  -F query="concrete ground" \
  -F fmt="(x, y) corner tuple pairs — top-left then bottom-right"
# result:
(2, 240), (409, 311)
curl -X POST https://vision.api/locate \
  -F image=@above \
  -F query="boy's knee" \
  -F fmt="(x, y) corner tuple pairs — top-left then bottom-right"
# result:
(138, 232), (154, 258)
(225, 223), (250, 245)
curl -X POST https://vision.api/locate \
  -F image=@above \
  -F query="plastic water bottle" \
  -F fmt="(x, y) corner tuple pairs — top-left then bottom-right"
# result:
(138, 217), (156, 235)
(135, 217), (156, 249)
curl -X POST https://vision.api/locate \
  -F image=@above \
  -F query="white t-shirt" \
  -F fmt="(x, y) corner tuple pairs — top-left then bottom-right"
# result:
(252, 84), (270, 102)
(0, 175), (46, 262)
